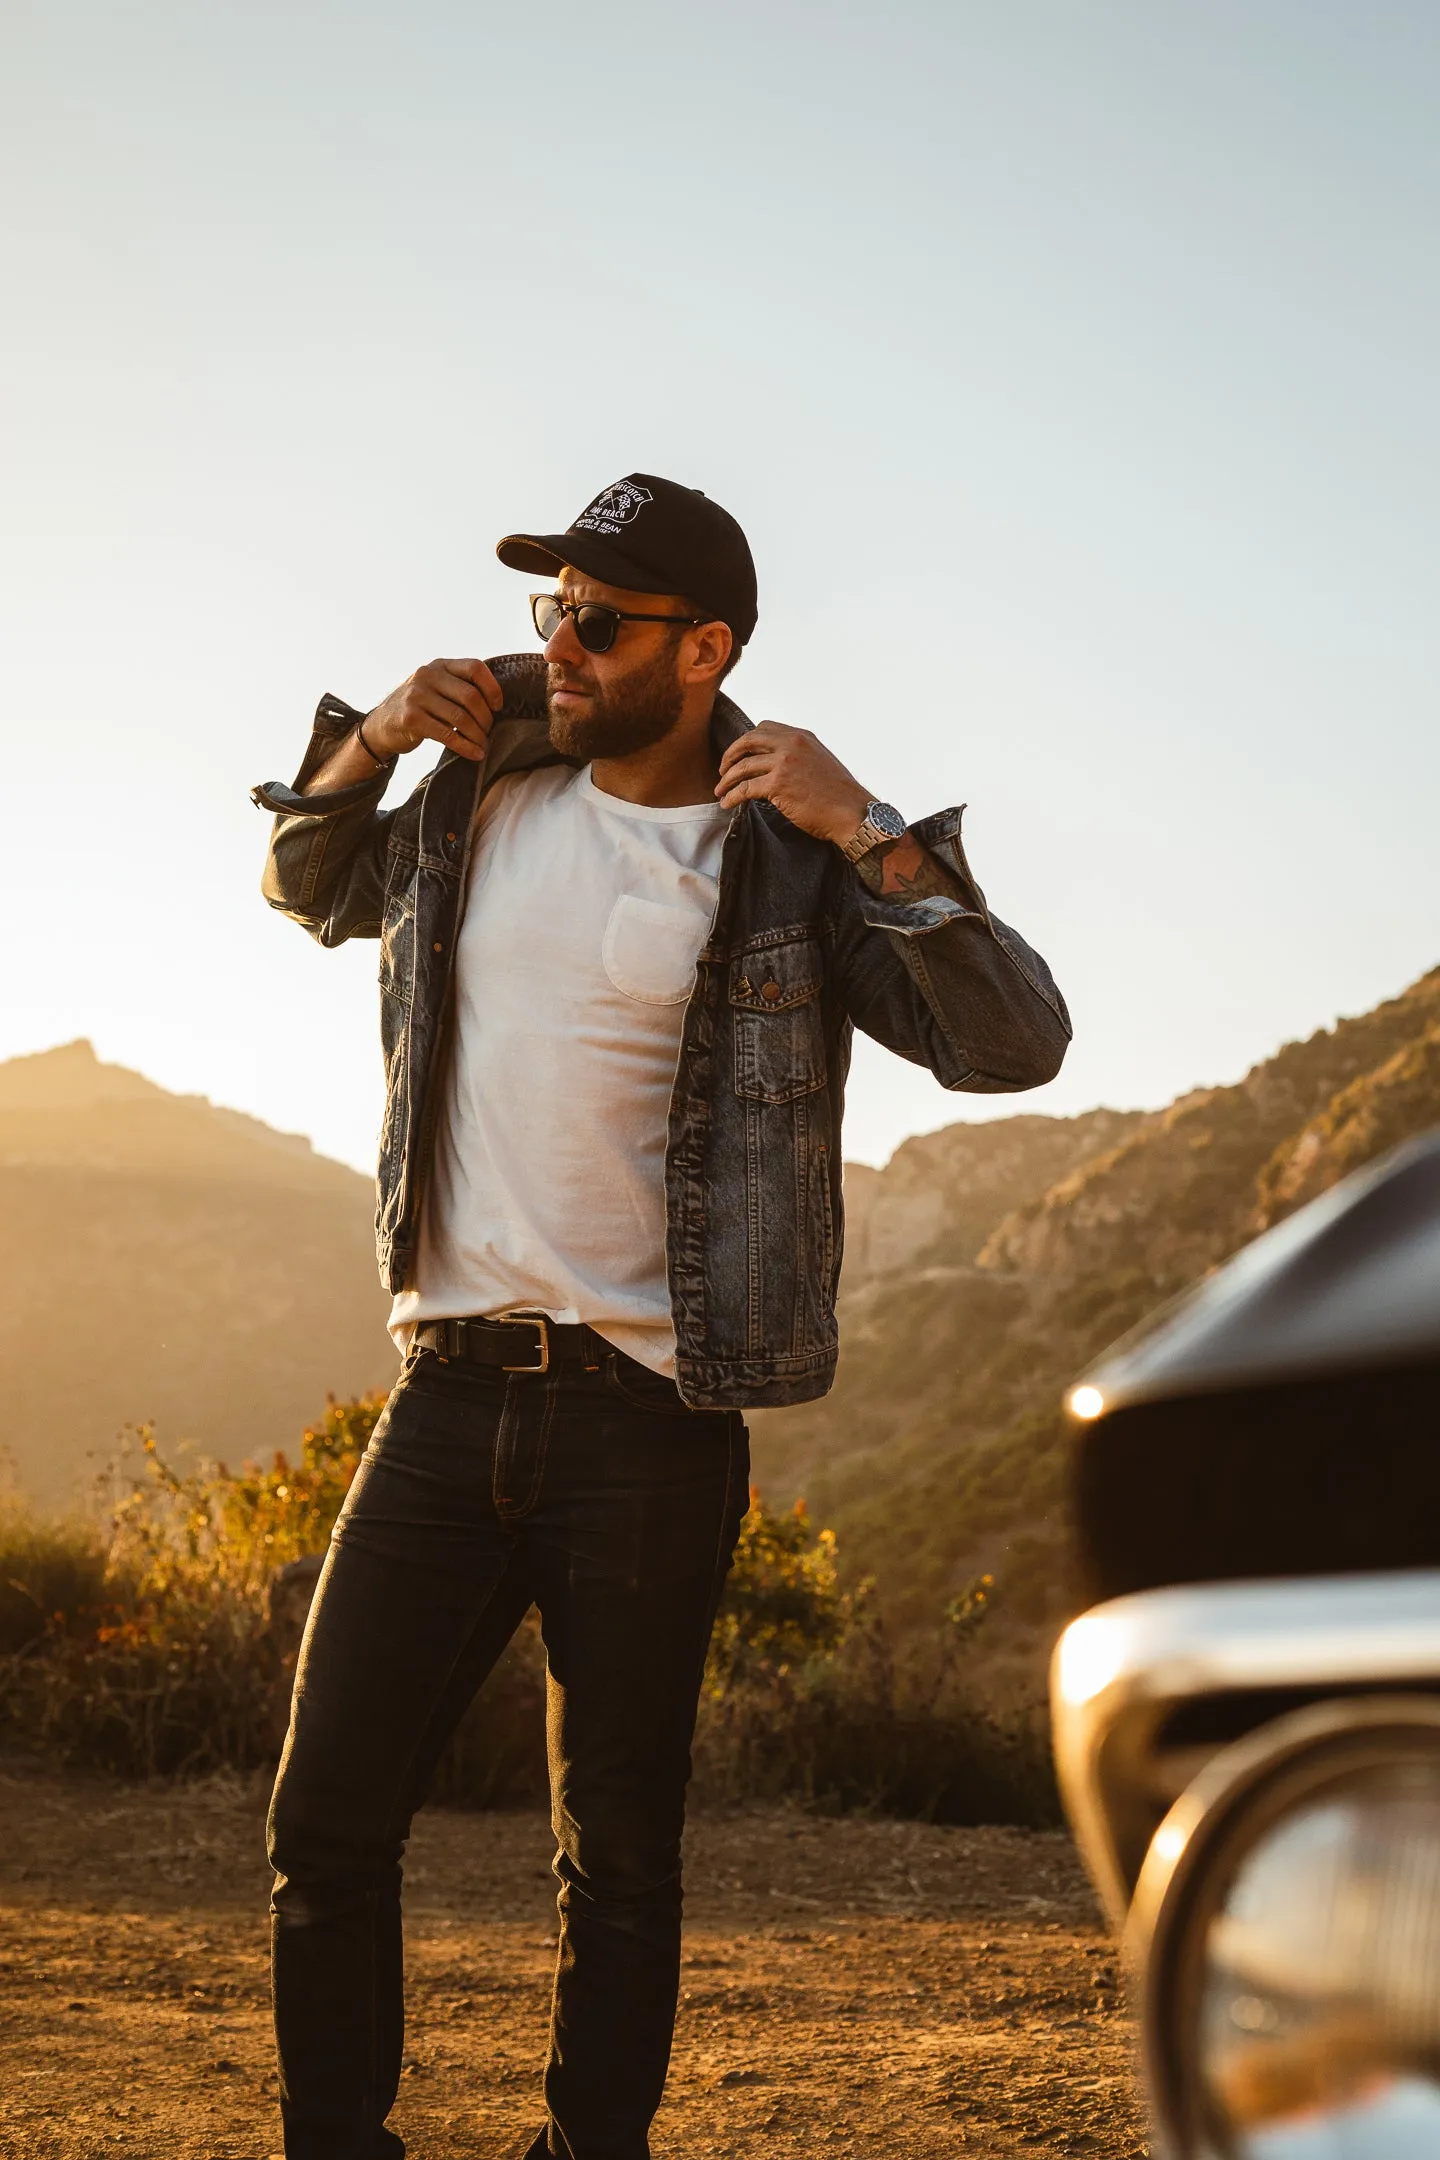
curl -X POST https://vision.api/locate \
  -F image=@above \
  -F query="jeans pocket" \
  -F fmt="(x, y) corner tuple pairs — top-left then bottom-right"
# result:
(398, 1344), (505, 1407)
(605, 1356), (690, 1415)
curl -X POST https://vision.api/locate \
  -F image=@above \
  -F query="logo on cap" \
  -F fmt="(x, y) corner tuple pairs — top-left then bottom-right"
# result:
(573, 479), (654, 537)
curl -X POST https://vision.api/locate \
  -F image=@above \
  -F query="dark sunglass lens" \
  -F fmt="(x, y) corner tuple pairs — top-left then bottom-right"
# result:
(575, 606), (619, 654)
(532, 595), (563, 641)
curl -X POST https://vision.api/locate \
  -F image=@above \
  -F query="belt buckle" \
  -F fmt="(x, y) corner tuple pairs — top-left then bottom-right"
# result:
(503, 1315), (550, 1374)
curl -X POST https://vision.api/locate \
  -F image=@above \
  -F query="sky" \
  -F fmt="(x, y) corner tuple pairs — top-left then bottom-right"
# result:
(3, 0), (1437, 1172)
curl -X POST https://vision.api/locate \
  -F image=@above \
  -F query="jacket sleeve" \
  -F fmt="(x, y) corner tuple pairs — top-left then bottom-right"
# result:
(830, 805), (1071, 1092)
(251, 695), (407, 946)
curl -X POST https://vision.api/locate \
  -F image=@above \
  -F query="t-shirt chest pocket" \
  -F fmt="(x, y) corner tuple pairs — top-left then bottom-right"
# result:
(730, 936), (826, 1102)
(602, 894), (711, 1005)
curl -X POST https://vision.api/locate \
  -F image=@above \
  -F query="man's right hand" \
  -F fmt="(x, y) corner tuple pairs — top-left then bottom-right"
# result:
(363, 657), (504, 764)
(300, 658), (504, 796)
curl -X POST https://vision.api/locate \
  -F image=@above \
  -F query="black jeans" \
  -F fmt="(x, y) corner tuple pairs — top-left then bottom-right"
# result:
(267, 1345), (749, 2160)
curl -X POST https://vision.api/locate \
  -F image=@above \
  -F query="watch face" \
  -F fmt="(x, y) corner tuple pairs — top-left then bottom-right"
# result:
(868, 801), (907, 839)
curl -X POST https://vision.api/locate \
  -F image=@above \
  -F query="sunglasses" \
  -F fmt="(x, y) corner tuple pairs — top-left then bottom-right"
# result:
(530, 592), (708, 656)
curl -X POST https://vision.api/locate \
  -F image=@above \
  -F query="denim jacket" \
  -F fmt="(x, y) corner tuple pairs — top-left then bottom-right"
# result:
(254, 655), (1070, 1409)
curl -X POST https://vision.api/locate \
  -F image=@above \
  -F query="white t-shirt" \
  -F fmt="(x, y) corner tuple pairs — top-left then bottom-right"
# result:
(388, 763), (732, 1373)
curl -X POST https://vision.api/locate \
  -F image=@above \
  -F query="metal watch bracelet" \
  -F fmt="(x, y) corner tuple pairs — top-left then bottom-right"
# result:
(839, 802), (907, 864)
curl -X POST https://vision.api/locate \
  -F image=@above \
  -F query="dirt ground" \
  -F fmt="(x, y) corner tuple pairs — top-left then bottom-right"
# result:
(0, 1765), (1149, 2158)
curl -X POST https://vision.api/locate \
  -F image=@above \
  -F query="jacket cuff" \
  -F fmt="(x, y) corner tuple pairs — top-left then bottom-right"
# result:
(250, 693), (395, 818)
(855, 888), (974, 937)
(851, 803), (994, 940)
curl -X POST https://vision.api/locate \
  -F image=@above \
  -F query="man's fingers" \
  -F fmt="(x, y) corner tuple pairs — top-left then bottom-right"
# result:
(413, 691), (491, 763)
(717, 740), (777, 777)
(718, 730), (779, 776)
(436, 658), (504, 713)
(715, 750), (779, 792)
(719, 723), (804, 777)
(364, 657), (503, 760)
(715, 772), (771, 808)
(421, 666), (496, 730)
(419, 681), (491, 738)
(416, 712), (485, 761)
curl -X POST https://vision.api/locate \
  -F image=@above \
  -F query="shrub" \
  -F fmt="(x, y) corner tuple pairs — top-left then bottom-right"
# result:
(945, 1572), (996, 1639)
(0, 1427), (290, 1777)
(694, 1613), (1057, 1826)
(2, 1580), (279, 1778)
(0, 1406), (1058, 1825)
(707, 1493), (861, 1686)
(0, 1504), (111, 1655)
(0, 1404), (389, 1778)
(210, 1394), (384, 1580)
(691, 1496), (1057, 1826)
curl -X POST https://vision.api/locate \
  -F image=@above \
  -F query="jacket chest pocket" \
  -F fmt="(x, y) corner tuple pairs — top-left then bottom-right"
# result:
(730, 936), (826, 1102)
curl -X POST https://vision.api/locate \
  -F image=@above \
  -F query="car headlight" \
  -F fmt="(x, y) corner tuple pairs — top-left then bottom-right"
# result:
(1127, 1696), (1440, 2158)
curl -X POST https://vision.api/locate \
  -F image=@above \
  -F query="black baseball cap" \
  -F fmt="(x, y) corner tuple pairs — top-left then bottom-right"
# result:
(497, 473), (758, 647)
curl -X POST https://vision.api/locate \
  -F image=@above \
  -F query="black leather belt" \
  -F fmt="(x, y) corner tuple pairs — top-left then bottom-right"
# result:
(413, 1313), (606, 1374)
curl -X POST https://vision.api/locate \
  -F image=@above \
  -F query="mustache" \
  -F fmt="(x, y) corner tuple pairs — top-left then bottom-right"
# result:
(547, 662), (594, 696)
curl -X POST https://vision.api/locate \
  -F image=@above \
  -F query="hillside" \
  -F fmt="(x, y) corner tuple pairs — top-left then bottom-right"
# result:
(0, 1043), (396, 1506)
(840, 1108), (1144, 1286)
(750, 965), (1440, 1666)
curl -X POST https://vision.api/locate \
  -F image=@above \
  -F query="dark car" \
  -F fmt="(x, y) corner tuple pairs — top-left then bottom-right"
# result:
(1050, 1132), (1440, 2159)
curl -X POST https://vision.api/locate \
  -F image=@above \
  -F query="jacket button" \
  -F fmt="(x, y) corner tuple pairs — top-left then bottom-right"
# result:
(433, 941), (444, 953)
(761, 980), (782, 1003)
(445, 831), (457, 844)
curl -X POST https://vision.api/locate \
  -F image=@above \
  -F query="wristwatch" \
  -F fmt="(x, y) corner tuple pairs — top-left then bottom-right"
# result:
(839, 800), (907, 863)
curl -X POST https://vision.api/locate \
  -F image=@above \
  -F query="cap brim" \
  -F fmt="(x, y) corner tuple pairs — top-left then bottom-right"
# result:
(495, 529), (679, 598)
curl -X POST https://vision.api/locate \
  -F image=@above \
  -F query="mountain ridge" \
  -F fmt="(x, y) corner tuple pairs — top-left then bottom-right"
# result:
(0, 1042), (395, 1506)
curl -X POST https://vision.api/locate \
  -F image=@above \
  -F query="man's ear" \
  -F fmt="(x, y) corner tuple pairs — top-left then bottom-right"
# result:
(684, 620), (733, 687)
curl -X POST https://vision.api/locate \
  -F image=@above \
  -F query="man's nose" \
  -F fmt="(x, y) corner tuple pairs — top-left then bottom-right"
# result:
(544, 612), (585, 665)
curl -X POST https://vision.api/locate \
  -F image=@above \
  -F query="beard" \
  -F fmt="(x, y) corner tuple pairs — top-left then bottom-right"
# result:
(546, 641), (685, 761)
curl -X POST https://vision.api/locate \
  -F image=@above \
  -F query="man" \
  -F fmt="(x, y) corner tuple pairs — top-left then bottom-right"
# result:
(254, 473), (1069, 2160)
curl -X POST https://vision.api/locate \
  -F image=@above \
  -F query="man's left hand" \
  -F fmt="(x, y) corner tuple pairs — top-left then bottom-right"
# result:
(715, 722), (871, 847)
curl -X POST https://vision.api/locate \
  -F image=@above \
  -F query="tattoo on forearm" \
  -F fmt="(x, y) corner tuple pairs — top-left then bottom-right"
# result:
(853, 831), (963, 904)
